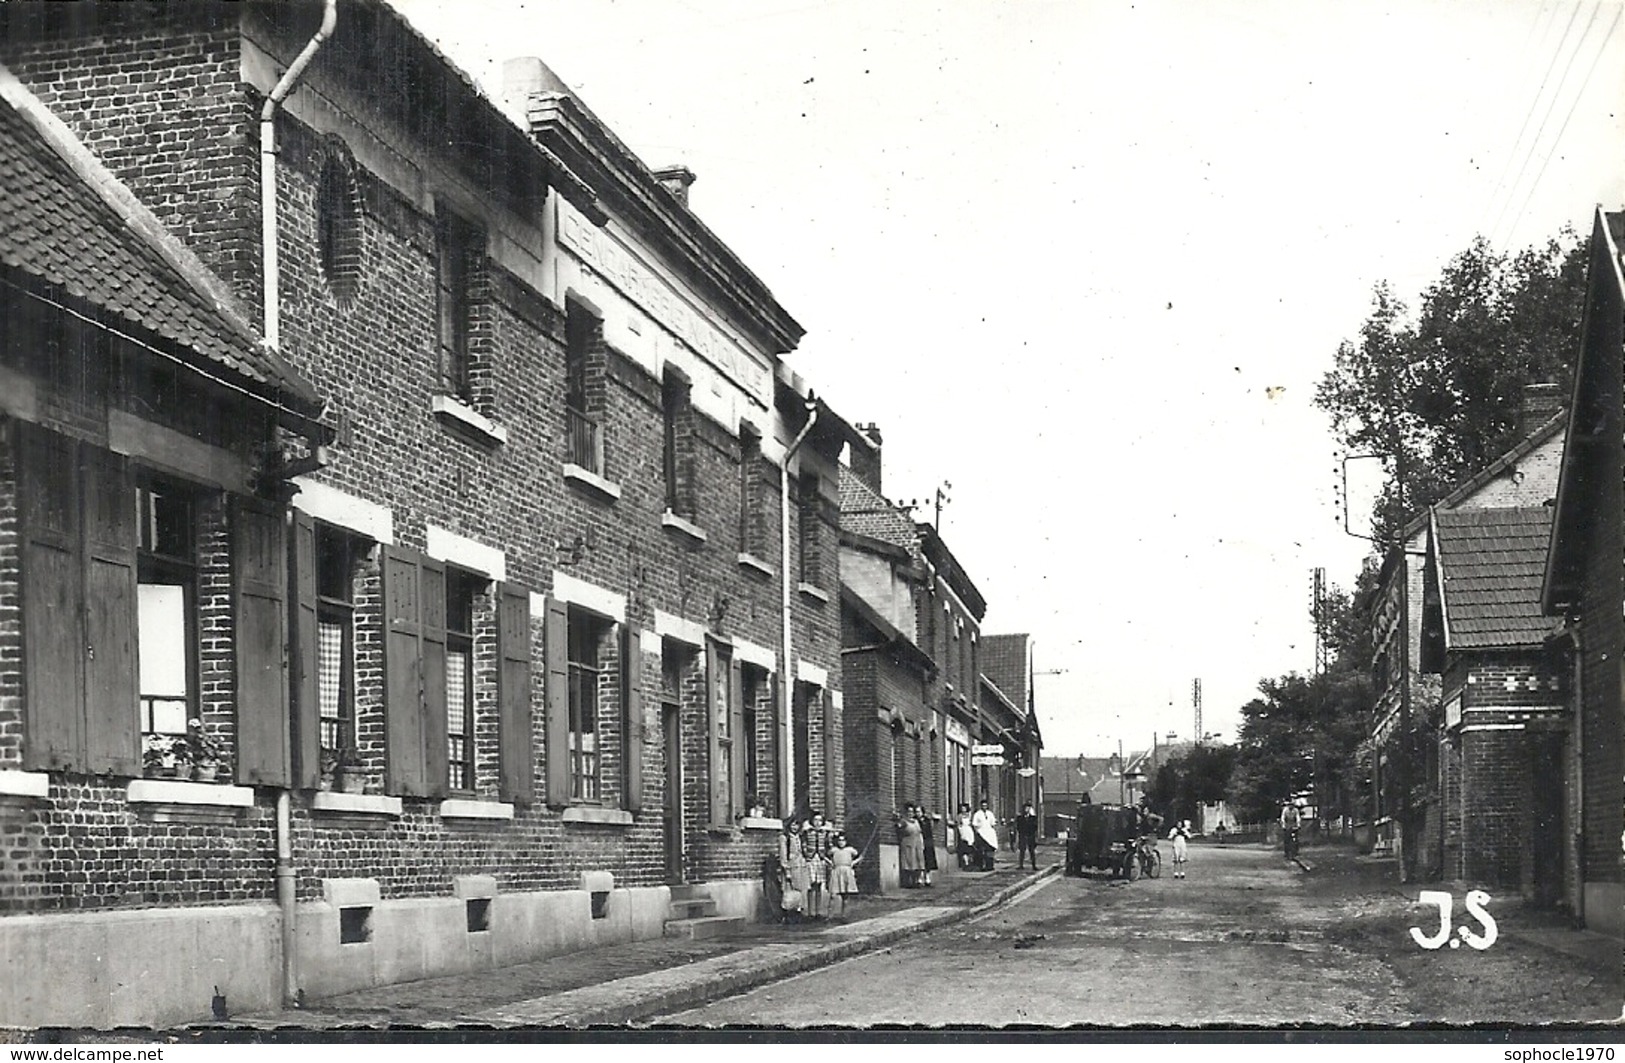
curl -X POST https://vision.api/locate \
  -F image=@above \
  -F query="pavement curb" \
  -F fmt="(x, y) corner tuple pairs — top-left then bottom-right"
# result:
(547, 864), (1062, 1027)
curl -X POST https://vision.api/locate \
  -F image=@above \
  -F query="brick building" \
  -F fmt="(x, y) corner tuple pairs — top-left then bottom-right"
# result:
(1420, 507), (1569, 904)
(980, 632), (1043, 825)
(0, 0), (855, 1025)
(1367, 390), (1566, 881)
(1542, 207), (1624, 937)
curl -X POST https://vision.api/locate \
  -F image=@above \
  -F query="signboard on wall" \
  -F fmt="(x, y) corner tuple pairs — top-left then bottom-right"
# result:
(971, 744), (1003, 756)
(972, 754), (1005, 767)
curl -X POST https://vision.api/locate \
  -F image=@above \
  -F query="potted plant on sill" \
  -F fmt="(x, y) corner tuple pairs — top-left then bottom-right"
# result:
(746, 794), (766, 820)
(321, 746), (365, 794)
(185, 718), (227, 783)
(142, 733), (181, 778)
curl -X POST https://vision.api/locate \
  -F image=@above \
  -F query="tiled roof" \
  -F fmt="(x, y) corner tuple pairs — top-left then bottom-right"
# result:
(981, 634), (1029, 709)
(839, 465), (918, 550)
(1435, 507), (1558, 649)
(0, 67), (321, 419)
(1040, 754), (1139, 803)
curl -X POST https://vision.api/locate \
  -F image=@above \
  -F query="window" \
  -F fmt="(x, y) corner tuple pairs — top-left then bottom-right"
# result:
(797, 471), (821, 585)
(707, 640), (736, 825)
(891, 719), (906, 812)
(741, 664), (764, 813)
(738, 425), (766, 559)
(568, 609), (604, 801)
(445, 570), (480, 792)
(435, 207), (484, 405)
(137, 479), (197, 755)
(316, 144), (363, 306)
(564, 299), (605, 475)
(662, 367), (693, 517)
(315, 525), (359, 758)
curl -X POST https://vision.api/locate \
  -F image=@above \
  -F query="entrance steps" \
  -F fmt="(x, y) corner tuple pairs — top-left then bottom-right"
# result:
(663, 883), (747, 940)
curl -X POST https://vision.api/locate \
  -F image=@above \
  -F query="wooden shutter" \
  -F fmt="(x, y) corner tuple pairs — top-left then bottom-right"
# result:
(234, 497), (291, 785)
(18, 427), (84, 771)
(288, 511), (321, 788)
(622, 624), (643, 813)
(728, 656), (745, 818)
(824, 688), (839, 818)
(543, 595), (569, 807)
(80, 446), (139, 777)
(419, 557), (449, 799)
(706, 641), (726, 826)
(382, 545), (427, 796)
(497, 581), (533, 806)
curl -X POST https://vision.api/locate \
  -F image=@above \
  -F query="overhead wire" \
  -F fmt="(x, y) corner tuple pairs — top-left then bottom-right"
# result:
(1477, 0), (1570, 235)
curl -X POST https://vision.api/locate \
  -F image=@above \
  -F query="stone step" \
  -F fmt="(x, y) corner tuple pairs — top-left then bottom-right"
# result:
(667, 883), (709, 902)
(667, 897), (718, 919)
(664, 915), (748, 940)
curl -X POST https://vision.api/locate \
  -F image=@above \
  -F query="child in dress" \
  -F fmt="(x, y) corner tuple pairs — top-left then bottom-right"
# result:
(828, 833), (862, 918)
(1168, 819), (1193, 878)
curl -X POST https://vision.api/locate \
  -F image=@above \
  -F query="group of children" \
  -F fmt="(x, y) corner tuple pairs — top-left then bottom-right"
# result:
(775, 811), (863, 921)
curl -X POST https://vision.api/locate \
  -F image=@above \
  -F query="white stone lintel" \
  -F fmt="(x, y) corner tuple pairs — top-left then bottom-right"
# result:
(639, 630), (663, 657)
(454, 874), (499, 900)
(425, 524), (507, 582)
(829, 690), (845, 711)
(741, 816), (784, 832)
(563, 806), (634, 827)
(797, 661), (829, 688)
(291, 477), (395, 544)
(431, 394), (510, 446)
(552, 571), (627, 622)
(655, 609), (707, 647)
(732, 636), (776, 672)
(323, 877), (381, 908)
(310, 791), (403, 817)
(126, 779), (254, 807)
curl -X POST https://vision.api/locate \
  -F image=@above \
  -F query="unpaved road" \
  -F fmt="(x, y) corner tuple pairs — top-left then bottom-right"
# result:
(663, 844), (1620, 1027)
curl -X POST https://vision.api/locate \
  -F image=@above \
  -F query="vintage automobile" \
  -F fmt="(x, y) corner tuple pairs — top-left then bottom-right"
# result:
(1065, 803), (1159, 879)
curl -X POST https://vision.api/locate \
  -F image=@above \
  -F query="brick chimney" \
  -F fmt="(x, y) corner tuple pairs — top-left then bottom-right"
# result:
(850, 423), (883, 494)
(500, 57), (573, 117)
(652, 166), (697, 206)
(1518, 382), (1564, 438)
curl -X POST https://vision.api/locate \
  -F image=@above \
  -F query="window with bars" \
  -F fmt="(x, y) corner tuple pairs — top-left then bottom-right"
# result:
(445, 570), (480, 792)
(741, 664), (763, 813)
(568, 609), (604, 801)
(137, 479), (197, 744)
(662, 366), (693, 518)
(797, 471), (820, 585)
(435, 207), (484, 405)
(315, 525), (359, 755)
(564, 299), (605, 475)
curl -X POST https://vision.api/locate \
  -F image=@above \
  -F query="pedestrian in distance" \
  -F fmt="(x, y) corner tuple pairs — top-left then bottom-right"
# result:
(828, 833), (862, 918)
(918, 807), (939, 886)
(1280, 800), (1302, 860)
(971, 799), (999, 871)
(1168, 819), (1193, 878)
(1015, 802), (1040, 870)
(955, 804), (976, 870)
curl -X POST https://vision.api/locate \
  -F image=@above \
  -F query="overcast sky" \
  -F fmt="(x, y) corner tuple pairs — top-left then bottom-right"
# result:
(389, 0), (1624, 757)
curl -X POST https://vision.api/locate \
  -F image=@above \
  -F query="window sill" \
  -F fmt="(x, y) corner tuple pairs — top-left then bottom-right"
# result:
(0, 770), (49, 799)
(797, 581), (830, 604)
(431, 394), (509, 448)
(126, 779), (254, 808)
(312, 791), (404, 817)
(706, 823), (741, 837)
(439, 798), (515, 821)
(562, 806), (634, 827)
(740, 815), (783, 832)
(562, 463), (623, 502)
(661, 510), (707, 545)
(737, 552), (773, 578)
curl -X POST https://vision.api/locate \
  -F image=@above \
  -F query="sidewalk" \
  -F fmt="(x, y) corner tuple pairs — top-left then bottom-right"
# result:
(232, 851), (1060, 1029)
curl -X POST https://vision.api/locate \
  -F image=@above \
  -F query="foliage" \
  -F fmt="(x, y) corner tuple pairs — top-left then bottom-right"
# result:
(1228, 665), (1373, 825)
(1316, 232), (1586, 544)
(1147, 744), (1237, 827)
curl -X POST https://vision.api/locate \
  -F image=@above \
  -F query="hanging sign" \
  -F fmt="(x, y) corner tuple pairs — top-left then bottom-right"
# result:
(971, 744), (1004, 756)
(972, 754), (1006, 766)
(1016, 767), (1037, 777)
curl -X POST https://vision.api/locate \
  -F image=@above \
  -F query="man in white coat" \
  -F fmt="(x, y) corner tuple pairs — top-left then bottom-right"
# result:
(971, 799), (999, 871)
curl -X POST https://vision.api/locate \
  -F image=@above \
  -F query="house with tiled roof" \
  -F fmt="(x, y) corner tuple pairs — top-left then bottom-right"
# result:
(1541, 207), (1624, 937)
(1367, 384), (1568, 882)
(980, 633), (1043, 825)
(1420, 506), (1566, 900)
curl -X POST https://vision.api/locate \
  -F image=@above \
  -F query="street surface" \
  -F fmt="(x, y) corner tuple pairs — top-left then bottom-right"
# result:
(662, 843), (1621, 1027)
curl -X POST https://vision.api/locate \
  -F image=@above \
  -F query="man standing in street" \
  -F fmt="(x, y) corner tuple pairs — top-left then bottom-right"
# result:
(1015, 802), (1040, 870)
(1280, 800), (1302, 860)
(971, 799), (999, 871)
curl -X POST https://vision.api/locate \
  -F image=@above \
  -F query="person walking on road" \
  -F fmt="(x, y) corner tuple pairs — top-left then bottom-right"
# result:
(971, 799), (999, 871)
(1280, 801), (1302, 860)
(1015, 802), (1040, 870)
(1168, 819), (1192, 878)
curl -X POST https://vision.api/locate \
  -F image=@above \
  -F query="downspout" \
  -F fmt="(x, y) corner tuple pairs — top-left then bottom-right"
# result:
(779, 396), (818, 816)
(260, 0), (337, 1010)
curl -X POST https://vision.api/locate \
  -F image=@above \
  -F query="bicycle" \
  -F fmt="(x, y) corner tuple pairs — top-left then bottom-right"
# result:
(1135, 834), (1162, 879)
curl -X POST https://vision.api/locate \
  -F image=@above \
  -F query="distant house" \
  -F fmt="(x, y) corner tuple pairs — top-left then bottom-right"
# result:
(1541, 207), (1623, 937)
(1039, 755), (1127, 835)
(1421, 506), (1566, 904)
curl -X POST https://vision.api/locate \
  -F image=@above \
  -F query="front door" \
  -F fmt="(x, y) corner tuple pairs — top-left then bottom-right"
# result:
(663, 701), (684, 884)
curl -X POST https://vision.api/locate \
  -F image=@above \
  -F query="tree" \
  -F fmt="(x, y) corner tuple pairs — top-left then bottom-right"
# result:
(1316, 232), (1586, 544)
(1148, 744), (1237, 827)
(1228, 664), (1373, 827)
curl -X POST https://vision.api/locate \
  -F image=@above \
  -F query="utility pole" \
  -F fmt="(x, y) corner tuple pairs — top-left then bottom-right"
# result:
(1193, 678), (1202, 746)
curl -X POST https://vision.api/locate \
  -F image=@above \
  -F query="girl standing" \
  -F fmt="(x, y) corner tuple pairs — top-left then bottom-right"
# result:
(1169, 819), (1193, 878)
(781, 818), (810, 920)
(828, 833), (862, 918)
(803, 810), (834, 919)
(896, 804), (925, 888)
(956, 805), (975, 870)
(918, 809), (939, 886)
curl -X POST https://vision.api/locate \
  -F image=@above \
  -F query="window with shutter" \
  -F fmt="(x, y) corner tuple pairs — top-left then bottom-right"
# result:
(233, 496), (290, 786)
(444, 569), (478, 793)
(135, 476), (195, 762)
(728, 655), (745, 820)
(543, 596), (569, 807)
(382, 545), (428, 796)
(289, 511), (322, 789)
(19, 426), (85, 771)
(496, 582), (533, 806)
(707, 639), (732, 825)
(740, 664), (764, 815)
(621, 624), (643, 813)
(566, 608), (607, 802)
(82, 451), (139, 778)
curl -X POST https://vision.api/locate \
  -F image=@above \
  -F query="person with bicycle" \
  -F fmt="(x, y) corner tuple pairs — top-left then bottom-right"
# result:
(1280, 800), (1302, 860)
(1133, 798), (1164, 878)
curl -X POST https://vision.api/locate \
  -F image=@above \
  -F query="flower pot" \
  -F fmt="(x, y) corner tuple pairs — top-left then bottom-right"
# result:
(340, 773), (366, 794)
(192, 762), (219, 783)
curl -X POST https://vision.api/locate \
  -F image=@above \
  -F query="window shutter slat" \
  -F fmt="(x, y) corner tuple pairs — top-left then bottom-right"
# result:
(18, 427), (84, 771)
(622, 624), (643, 813)
(81, 446), (138, 777)
(497, 582), (534, 806)
(382, 545), (427, 796)
(288, 510), (320, 788)
(420, 557), (448, 799)
(233, 497), (291, 785)
(543, 596), (569, 807)
(824, 687), (838, 821)
(706, 641), (725, 826)
(728, 656), (744, 820)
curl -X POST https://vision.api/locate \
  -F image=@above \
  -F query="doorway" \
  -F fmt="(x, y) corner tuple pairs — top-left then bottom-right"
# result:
(663, 700), (684, 885)
(793, 682), (812, 814)
(1529, 732), (1564, 907)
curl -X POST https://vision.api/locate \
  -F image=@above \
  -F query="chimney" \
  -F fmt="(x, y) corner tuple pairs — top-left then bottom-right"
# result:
(500, 57), (572, 119)
(850, 423), (883, 494)
(1517, 382), (1563, 438)
(653, 166), (697, 207)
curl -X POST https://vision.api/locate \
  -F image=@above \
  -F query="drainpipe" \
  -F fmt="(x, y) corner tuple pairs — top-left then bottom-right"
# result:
(260, 0), (337, 350)
(259, 0), (337, 1009)
(779, 395), (818, 817)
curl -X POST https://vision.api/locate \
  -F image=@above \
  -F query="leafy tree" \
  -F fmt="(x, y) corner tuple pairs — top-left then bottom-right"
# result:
(1148, 744), (1237, 827)
(1316, 232), (1586, 544)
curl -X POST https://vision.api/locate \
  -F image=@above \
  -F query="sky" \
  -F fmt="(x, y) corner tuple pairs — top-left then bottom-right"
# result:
(389, 0), (1625, 757)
